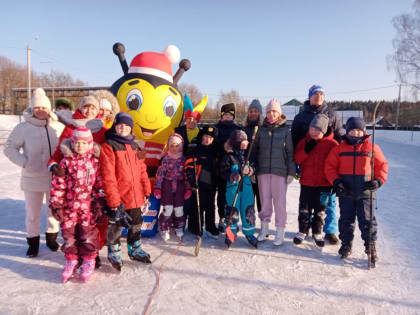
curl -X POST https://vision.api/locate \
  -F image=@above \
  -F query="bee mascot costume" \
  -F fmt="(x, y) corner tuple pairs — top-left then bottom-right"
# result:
(110, 43), (201, 237)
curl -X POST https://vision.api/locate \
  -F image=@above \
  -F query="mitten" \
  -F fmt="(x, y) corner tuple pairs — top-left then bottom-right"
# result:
(304, 139), (318, 154)
(116, 208), (133, 229)
(229, 173), (241, 183)
(184, 190), (192, 200)
(287, 175), (294, 185)
(154, 189), (162, 200)
(333, 179), (347, 195)
(51, 164), (66, 177)
(364, 179), (381, 191)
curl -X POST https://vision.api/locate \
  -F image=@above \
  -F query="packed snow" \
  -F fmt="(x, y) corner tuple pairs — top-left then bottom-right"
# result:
(0, 115), (419, 315)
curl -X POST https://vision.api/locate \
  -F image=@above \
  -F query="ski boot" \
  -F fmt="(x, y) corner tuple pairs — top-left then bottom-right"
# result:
(312, 234), (325, 248)
(175, 228), (184, 241)
(45, 232), (60, 251)
(246, 235), (258, 248)
(61, 259), (78, 283)
(365, 242), (378, 267)
(324, 233), (339, 245)
(293, 232), (306, 245)
(107, 244), (123, 271)
(338, 243), (352, 259)
(127, 240), (151, 264)
(80, 258), (95, 282)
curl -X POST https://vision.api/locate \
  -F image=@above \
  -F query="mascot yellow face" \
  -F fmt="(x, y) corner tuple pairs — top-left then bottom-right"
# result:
(110, 44), (190, 144)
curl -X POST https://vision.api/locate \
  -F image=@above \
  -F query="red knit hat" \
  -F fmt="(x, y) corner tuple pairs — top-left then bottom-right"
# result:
(128, 45), (180, 83)
(71, 127), (93, 150)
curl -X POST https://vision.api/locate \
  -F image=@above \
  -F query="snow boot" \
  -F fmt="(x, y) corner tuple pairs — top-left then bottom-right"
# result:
(161, 230), (170, 241)
(273, 228), (285, 246)
(246, 235), (258, 248)
(225, 236), (233, 248)
(257, 222), (269, 242)
(325, 233), (339, 245)
(175, 228), (184, 241)
(45, 232), (60, 251)
(107, 244), (123, 271)
(127, 240), (151, 264)
(293, 232), (307, 245)
(26, 236), (40, 258)
(365, 242), (378, 266)
(80, 258), (95, 282)
(61, 259), (78, 283)
(339, 243), (352, 259)
(205, 227), (220, 240)
(95, 255), (101, 269)
(312, 234), (325, 247)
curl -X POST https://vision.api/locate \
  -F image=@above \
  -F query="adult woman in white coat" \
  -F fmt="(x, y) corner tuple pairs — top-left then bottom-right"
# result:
(4, 88), (60, 257)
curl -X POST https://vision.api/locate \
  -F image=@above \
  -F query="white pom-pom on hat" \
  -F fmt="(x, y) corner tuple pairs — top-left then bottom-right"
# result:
(33, 88), (46, 97)
(163, 45), (180, 64)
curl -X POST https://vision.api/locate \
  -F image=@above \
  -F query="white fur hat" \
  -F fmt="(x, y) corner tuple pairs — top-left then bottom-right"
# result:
(31, 88), (51, 111)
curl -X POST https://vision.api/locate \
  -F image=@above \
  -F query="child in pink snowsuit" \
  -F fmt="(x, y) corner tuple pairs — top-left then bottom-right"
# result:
(50, 127), (104, 283)
(154, 133), (191, 241)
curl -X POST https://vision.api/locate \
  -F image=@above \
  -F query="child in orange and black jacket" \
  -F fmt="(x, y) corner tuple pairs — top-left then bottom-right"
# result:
(325, 117), (388, 264)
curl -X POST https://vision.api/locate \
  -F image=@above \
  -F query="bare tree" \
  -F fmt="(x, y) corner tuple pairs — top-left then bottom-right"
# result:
(217, 89), (249, 122)
(178, 83), (203, 105)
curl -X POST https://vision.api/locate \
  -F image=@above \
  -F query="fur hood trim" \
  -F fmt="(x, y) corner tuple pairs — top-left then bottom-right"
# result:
(60, 138), (101, 158)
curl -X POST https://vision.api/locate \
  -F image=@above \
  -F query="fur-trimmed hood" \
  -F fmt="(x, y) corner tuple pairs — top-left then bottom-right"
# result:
(60, 138), (101, 158)
(56, 109), (104, 133)
(92, 90), (120, 119)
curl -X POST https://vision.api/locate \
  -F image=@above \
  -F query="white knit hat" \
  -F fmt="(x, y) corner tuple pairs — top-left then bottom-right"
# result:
(31, 88), (51, 111)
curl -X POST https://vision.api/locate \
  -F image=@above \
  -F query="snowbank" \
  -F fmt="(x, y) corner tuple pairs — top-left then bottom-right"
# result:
(374, 129), (420, 147)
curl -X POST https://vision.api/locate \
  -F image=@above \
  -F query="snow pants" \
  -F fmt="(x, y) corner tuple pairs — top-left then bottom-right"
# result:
(107, 208), (143, 246)
(298, 185), (328, 235)
(159, 180), (185, 232)
(225, 176), (255, 236)
(258, 174), (287, 228)
(61, 223), (99, 260)
(24, 191), (59, 237)
(338, 197), (378, 246)
(322, 191), (338, 234)
(188, 186), (217, 235)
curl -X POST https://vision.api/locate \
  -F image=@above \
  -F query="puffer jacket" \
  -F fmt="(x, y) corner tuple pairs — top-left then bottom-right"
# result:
(4, 108), (59, 192)
(154, 155), (190, 193)
(50, 139), (103, 229)
(324, 135), (389, 200)
(294, 128), (338, 187)
(100, 139), (151, 210)
(291, 101), (344, 148)
(254, 117), (295, 177)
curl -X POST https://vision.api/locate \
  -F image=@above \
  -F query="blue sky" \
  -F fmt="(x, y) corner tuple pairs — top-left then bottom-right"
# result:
(0, 0), (414, 104)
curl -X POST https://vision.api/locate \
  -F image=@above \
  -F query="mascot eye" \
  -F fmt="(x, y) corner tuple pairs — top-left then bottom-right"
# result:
(163, 96), (178, 118)
(126, 89), (143, 111)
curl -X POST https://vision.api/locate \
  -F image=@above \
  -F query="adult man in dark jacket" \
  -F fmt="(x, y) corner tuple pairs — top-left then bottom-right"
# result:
(291, 85), (344, 245)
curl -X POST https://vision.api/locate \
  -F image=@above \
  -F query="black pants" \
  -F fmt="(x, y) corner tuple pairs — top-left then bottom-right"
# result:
(107, 208), (143, 246)
(298, 185), (328, 235)
(189, 187), (217, 235)
(338, 197), (378, 246)
(251, 179), (262, 212)
(217, 180), (227, 220)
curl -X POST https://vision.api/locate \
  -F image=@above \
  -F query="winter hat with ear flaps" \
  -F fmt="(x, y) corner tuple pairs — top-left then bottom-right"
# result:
(31, 88), (51, 111)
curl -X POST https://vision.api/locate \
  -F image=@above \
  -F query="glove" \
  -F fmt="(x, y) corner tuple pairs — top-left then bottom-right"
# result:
(333, 179), (347, 195)
(184, 190), (192, 200)
(364, 179), (381, 191)
(51, 164), (66, 177)
(241, 165), (254, 176)
(304, 139), (318, 154)
(287, 175), (294, 185)
(50, 205), (63, 222)
(106, 204), (132, 229)
(154, 189), (162, 200)
(229, 173), (241, 183)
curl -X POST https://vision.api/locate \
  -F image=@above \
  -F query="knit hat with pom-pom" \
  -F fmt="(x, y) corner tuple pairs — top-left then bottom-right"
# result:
(71, 127), (93, 150)
(31, 88), (51, 111)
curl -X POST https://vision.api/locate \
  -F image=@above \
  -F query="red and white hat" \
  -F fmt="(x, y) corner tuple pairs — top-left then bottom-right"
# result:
(128, 45), (181, 83)
(71, 127), (93, 150)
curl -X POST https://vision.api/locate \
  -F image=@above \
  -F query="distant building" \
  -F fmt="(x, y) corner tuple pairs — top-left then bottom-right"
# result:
(282, 99), (303, 124)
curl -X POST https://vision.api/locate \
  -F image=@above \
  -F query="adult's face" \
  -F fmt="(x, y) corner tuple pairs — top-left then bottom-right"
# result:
(266, 110), (280, 124)
(33, 107), (50, 120)
(185, 117), (197, 130)
(81, 104), (98, 120)
(247, 108), (260, 122)
(309, 92), (325, 107)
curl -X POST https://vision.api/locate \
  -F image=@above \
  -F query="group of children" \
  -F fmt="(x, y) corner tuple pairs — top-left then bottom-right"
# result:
(27, 89), (388, 283)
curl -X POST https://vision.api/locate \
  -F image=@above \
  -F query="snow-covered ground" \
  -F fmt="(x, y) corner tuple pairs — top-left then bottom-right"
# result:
(1, 115), (420, 314)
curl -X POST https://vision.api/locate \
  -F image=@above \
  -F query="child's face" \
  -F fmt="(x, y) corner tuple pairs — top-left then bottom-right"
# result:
(168, 142), (182, 154)
(81, 104), (98, 120)
(309, 126), (324, 140)
(100, 108), (112, 118)
(115, 123), (132, 137)
(201, 135), (214, 146)
(239, 140), (249, 150)
(348, 129), (364, 137)
(221, 113), (234, 121)
(73, 140), (90, 154)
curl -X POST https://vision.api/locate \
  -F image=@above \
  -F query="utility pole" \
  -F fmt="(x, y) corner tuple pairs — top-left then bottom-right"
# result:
(27, 45), (31, 107)
(395, 83), (402, 130)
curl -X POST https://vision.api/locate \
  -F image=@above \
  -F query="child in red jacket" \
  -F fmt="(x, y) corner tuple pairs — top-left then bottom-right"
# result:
(325, 117), (388, 265)
(100, 113), (152, 271)
(293, 114), (339, 247)
(50, 127), (104, 283)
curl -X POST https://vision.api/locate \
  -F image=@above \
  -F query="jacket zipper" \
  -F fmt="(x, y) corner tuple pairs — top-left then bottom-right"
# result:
(44, 125), (52, 158)
(352, 145), (357, 197)
(269, 130), (273, 172)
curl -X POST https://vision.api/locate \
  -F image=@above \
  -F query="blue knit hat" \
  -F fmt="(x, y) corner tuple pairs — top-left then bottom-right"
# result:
(114, 112), (133, 129)
(308, 85), (325, 99)
(346, 117), (366, 134)
(248, 99), (262, 114)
